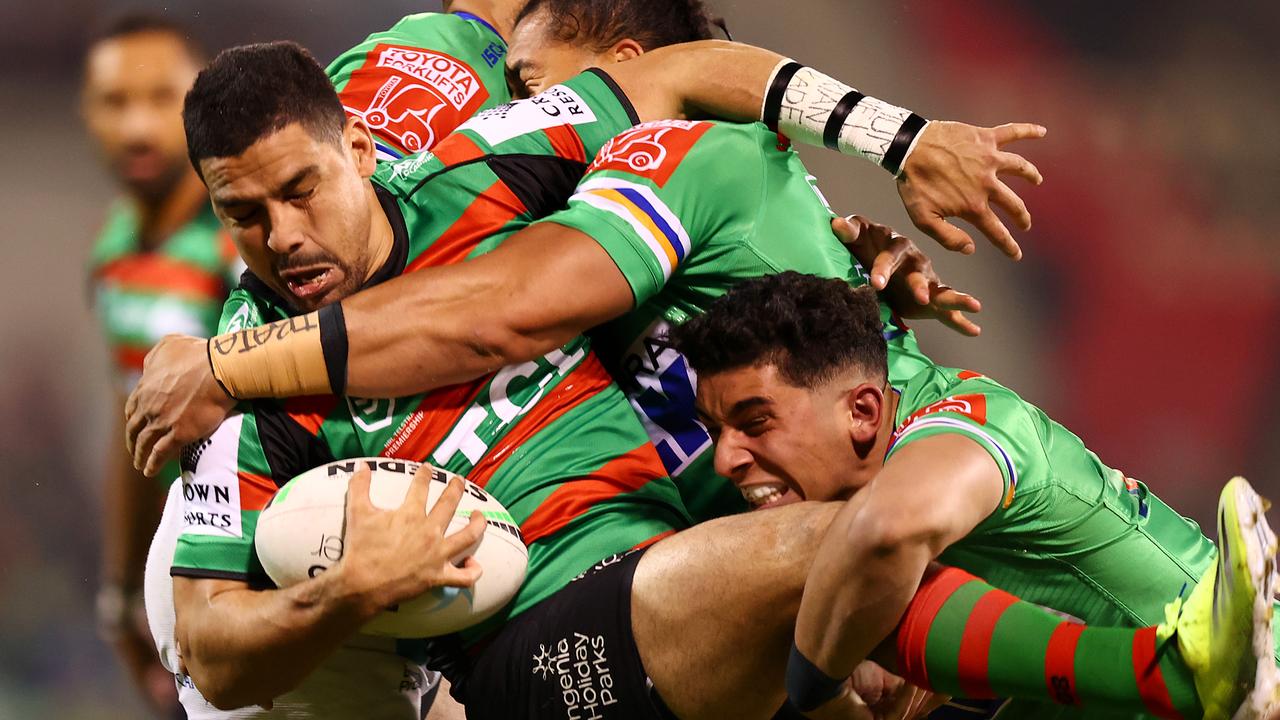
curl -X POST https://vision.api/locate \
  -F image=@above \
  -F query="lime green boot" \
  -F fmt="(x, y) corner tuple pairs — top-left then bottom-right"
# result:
(1163, 477), (1278, 720)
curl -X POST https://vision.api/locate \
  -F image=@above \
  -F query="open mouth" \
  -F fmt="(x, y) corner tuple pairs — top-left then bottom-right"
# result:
(279, 266), (338, 301)
(741, 482), (803, 511)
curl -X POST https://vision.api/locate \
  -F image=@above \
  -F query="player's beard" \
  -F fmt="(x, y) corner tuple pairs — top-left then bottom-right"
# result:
(275, 247), (368, 314)
(111, 143), (189, 206)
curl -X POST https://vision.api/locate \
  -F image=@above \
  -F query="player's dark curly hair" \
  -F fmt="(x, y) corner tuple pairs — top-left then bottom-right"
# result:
(515, 0), (720, 52)
(183, 41), (346, 175)
(670, 272), (888, 388)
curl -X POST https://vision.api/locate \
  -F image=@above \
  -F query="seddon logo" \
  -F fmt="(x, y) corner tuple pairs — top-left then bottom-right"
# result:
(179, 414), (244, 538)
(340, 45), (488, 155)
(531, 633), (619, 718)
(588, 120), (713, 187)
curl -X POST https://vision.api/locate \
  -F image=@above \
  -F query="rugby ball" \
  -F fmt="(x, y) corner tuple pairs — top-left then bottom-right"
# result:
(254, 458), (527, 637)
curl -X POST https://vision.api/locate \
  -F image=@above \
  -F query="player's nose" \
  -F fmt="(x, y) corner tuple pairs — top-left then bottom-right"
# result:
(265, 205), (308, 255)
(713, 429), (754, 483)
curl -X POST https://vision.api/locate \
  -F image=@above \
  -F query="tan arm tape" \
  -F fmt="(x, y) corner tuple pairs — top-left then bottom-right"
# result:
(208, 313), (332, 399)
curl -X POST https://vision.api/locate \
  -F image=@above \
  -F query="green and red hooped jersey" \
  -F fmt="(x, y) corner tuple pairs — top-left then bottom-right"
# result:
(171, 72), (689, 635)
(89, 202), (240, 394)
(327, 12), (511, 161)
(537, 120), (935, 522)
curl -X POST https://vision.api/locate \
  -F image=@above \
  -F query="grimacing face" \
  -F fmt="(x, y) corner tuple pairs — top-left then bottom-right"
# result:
(696, 363), (876, 511)
(200, 121), (380, 314)
(506, 9), (638, 98)
(82, 31), (200, 201)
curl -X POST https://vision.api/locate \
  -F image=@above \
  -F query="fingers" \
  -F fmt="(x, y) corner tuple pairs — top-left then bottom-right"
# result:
(991, 122), (1047, 145)
(440, 510), (487, 558)
(345, 463), (374, 519)
(404, 462), (437, 517)
(871, 243), (911, 291)
(425, 475), (467, 532)
(990, 180), (1031, 232)
(125, 402), (146, 457)
(831, 215), (862, 246)
(133, 423), (163, 475)
(912, 214), (976, 256)
(437, 555), (484, 588)
(144, 435), (178, 479)
(941, 310), (982, 337)
(969, 208), (1022, 261)
(995, 151), (1043, 186)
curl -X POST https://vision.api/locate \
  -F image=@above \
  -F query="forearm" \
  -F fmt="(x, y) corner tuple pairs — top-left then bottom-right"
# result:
(209, 226), (631, 401)
(176, 571), (378, 709)
(794, 497), (934, 683)
(615, 41), (929, 175)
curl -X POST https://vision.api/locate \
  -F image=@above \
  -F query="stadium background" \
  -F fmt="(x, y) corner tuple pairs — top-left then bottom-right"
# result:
(0, 0), (1275, 716)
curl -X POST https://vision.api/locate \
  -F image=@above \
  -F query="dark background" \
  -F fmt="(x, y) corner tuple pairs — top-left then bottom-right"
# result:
(0, 0), (1275, 715)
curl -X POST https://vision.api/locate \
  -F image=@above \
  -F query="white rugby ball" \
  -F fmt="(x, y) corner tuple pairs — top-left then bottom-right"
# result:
(254, 458), (527, 638)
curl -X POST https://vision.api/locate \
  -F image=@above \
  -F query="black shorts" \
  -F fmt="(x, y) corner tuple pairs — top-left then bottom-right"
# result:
(452, 548), (668, 720)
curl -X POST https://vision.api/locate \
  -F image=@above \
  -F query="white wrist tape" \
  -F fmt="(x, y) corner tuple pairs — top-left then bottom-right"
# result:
(762, 60), (929, 175)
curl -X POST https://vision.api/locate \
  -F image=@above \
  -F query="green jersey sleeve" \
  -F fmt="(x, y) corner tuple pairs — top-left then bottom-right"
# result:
(538, 120), (763, 306)
(327, 12), (510, 160)
(886, 371), (1037, 515)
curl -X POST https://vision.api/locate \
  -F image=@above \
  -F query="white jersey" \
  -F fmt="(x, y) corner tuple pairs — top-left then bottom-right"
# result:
(145, 481), (439, 719)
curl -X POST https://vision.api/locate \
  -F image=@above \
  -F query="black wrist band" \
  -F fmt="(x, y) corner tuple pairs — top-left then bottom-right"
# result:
(207, 338), (238, 401)
(763, 61), (804, 132)
(786, 642), (846, 712)
(823, 90), (867, 150)
(882, 112), (929, 176)
(318, 303), (349, 396)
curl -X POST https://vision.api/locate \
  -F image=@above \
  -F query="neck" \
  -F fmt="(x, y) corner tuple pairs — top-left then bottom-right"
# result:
(130, 171), (208, 250)
(363, 182), (394, 283)
(446, 0), (518, 38)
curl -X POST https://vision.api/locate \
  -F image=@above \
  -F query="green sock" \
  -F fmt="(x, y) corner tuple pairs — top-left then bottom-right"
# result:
(894, 566), (1201, 719)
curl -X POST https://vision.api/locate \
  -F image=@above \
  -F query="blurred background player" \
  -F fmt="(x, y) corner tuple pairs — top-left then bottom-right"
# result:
(82, 13), (239, 715)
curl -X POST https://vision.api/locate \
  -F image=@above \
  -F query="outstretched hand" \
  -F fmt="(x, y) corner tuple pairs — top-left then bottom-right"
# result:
(897, 121), (1045, 261)
(833, 215), (983, 337)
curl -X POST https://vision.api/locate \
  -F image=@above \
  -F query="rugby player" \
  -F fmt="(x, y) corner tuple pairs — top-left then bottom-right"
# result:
(156, 38), (1271, 720)
(126, 0), (1043, 527)
(82, 13), (238, 713)
(671, 272), (1280, 720)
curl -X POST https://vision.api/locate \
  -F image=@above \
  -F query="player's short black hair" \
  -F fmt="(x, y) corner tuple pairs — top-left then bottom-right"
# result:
(515, 0), (720, 52)
(183, 41), (347, 174)
(87, 11), (207, 62)
(670, 272), (889, 389)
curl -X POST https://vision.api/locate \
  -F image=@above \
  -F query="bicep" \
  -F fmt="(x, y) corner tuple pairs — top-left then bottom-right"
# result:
(865, 434), (1005, 552)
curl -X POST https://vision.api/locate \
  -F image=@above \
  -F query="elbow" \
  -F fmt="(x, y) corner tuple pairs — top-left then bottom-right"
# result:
(185, 659), (267, 711)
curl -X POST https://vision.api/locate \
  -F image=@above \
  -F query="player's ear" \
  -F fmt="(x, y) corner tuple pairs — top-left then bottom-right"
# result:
(844, 382), (885, 446)
(610, 38), (645, 63)
(344, 116), (378, 178)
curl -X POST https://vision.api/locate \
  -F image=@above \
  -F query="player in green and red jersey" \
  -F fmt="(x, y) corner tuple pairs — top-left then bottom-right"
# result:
(673, 273), (1279, 720)
(162, 42), (689, 712)
(81, 14), (239, 714)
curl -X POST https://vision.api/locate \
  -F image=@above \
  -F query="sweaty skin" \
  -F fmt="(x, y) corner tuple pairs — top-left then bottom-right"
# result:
(125, 37), (1041, 476)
